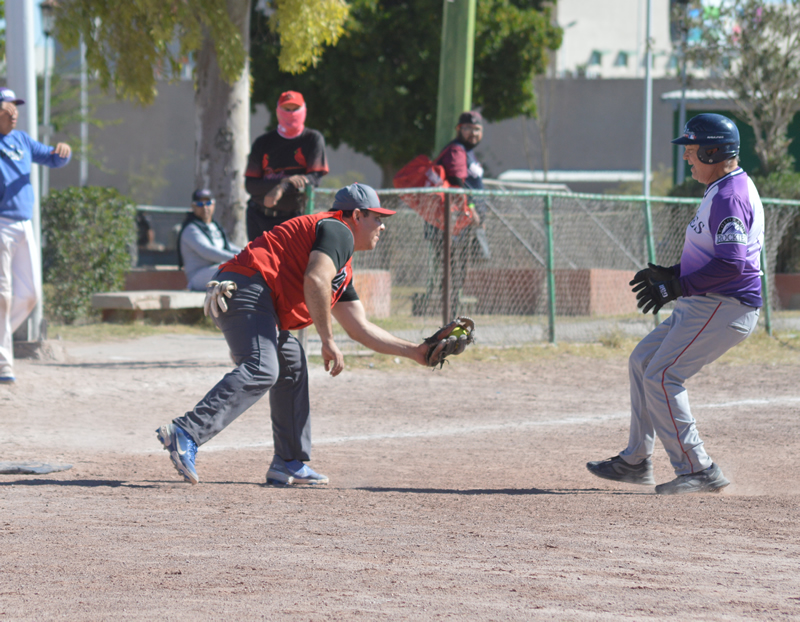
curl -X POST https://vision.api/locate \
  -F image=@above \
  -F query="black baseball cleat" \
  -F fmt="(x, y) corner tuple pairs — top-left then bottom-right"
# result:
(586, 455), (656, 485)
(655, 463), (730, 495)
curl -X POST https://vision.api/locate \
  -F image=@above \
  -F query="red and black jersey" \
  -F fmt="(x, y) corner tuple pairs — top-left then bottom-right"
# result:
(245, 128), (328, 213)
(220, 212), (355, 331)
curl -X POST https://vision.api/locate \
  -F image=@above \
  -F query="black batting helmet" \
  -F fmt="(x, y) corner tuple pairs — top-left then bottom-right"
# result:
(671, 113), (740, 164)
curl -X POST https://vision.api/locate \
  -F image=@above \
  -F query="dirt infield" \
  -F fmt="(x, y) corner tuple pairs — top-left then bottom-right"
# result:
(1, 332), (799, 620)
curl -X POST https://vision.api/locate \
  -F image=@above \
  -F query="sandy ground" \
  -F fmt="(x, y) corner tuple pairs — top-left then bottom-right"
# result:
(1, 333), (799, 620)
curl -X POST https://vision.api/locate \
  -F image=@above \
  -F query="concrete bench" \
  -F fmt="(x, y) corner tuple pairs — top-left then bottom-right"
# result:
(93, 269), (392, 322)
(92, 290), (205, 321)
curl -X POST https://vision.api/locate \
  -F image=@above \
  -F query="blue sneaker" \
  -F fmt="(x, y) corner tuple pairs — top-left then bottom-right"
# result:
(156, 424), (199, 485)
(0, 366), (15, 384)
(266, 456), (328, 486)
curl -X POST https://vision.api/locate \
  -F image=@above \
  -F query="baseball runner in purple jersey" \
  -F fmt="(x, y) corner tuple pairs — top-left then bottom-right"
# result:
(587, 113), (763, 494)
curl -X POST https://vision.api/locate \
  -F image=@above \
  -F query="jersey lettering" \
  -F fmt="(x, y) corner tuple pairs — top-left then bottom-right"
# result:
(1, 146), (23, 162)
(689, 215), (705, 234)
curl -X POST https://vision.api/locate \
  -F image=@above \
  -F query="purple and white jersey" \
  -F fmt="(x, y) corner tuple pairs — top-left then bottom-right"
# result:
(677, 168), (764, 307)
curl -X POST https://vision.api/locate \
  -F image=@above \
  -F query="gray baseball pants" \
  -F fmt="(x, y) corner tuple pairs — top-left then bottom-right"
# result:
(173, 271), (312, 461)
(619, 293), (759, 475)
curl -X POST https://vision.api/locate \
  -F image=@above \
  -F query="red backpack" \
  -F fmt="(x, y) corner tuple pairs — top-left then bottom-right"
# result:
(393, 155), (474, 235)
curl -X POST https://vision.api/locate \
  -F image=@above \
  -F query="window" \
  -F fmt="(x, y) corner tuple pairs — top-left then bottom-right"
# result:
(588, 50), (603, 66)
(667, 54), (679, 70)
(614, 52), (629, 67)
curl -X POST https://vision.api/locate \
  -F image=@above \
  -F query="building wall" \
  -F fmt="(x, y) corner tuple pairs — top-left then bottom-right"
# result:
(46, 81), (382, 207)
(554, 0), (675, 79)
(474, 78), (682, 192)
(41, 77), (682, 203)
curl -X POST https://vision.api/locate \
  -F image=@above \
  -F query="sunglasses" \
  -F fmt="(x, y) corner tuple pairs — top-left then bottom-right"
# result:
(193, 200), (213, 207)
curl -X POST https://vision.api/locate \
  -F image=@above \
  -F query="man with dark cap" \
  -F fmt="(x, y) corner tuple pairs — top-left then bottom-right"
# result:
(244, 91), (329, 241)
(156, 184), (430, 487)
(178, 189), (240, 291)
(0, 88), (71, 384)
(421, 110), (488, 315)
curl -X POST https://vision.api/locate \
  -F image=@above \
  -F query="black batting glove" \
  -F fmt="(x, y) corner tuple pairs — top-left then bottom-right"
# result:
(636, 277), (682, 315)
(630, 263), (676, 295)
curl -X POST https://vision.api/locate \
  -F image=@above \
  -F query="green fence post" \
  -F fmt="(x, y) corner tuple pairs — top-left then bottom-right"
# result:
(442, 193), (452, 325)
(305, 184), (315, 215)
(642, 196), (661, 326)
(760, 245), (772, 337)
(545, 193), (556, 344)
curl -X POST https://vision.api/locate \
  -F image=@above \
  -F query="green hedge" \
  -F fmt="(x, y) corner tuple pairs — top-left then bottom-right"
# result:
(42, 186), (136, 324)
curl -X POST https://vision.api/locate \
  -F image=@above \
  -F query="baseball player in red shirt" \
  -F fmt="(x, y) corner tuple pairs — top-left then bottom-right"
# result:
(156, 184), (430, 486)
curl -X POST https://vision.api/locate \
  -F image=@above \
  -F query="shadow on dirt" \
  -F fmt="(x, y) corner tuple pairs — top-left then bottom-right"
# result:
(44, 360), (212, 370)
(357, 486), (648, 496)
(0, 479), (160, 488)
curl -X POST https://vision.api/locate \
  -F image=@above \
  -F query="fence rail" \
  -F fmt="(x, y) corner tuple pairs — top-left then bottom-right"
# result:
(308, 186), (800, 344)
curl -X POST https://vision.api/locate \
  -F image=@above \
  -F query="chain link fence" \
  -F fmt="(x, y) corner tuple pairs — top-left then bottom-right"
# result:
(308, 187), (800, 347)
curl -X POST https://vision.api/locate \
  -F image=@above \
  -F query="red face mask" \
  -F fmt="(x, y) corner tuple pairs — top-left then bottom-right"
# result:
(276, 104), (307, 139)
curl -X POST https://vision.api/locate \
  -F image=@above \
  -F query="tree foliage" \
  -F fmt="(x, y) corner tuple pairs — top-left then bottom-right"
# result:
(55, 0), (245, 105)
(251, 0), (561, 182)
(53, 0), (348, 105)
(270, 0), (349, 73)
(687, 0), (800, 175)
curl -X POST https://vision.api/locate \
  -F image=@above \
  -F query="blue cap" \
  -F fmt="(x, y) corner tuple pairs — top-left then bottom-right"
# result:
(332, 183), (395, 215)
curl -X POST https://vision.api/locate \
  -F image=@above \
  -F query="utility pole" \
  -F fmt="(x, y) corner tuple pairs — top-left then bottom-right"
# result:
(433, 0), (476, 324)
(642, 0), (660, 326)
(41, 0), (58, 198)
(6, 0), (43, 342)
(80, 35), (89, 186)
(643, 0), (653, 200)
(433, 0), (476, 155)
(674, 0), (691, 184)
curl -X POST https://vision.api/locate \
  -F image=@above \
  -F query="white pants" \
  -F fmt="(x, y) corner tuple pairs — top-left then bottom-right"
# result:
(0, 218), (41, 374)
(620, 294), (759, 475)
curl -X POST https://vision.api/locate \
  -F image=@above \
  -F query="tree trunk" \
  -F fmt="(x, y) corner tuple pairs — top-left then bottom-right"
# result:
(195, 0), (251, 246)
(380, 162), (401, 189)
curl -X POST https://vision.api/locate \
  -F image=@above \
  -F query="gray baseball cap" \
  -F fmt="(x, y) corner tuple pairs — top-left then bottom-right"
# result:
(332, 183), (395, 215)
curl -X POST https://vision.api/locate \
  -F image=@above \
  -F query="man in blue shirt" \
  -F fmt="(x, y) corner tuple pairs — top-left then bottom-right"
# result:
(0, 88), (71, 384)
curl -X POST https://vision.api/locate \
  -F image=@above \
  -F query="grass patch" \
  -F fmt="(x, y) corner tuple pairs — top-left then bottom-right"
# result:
(49, 318), (219, 342)
(321, 327), (800, 372)
(716, 329), (800, 366)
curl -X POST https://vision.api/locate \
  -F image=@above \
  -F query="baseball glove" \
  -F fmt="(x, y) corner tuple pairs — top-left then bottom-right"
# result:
(204, 280), (237, 318)
(424, 316), (475, 369)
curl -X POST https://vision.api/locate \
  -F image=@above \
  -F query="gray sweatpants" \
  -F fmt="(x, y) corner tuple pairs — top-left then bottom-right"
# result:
(620, 294), (759, 475)
(174, 271), (312, 461)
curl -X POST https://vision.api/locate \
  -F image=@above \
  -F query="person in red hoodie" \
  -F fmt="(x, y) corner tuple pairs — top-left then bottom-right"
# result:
(156, 184), (429, 486)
